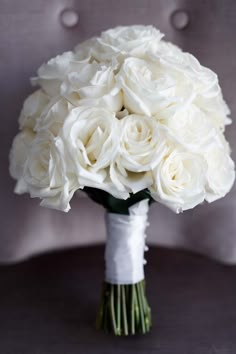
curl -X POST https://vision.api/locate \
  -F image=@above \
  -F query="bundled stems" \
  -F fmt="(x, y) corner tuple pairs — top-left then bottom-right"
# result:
(96, 280), (151, 335)
(86, 191), (153, 335)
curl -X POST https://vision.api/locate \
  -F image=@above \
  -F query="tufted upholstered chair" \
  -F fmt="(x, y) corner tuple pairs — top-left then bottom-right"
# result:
(1, 0), (236, 262)
(1, 2), (236, 353)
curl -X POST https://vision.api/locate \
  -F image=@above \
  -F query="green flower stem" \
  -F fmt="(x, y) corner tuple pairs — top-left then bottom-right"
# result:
(110, 285), (117, 334)
(131, 285), (135, 335)
(96, 281), (151, 335)
(121, 285), (128, 335)
(116, 285), (121, 335)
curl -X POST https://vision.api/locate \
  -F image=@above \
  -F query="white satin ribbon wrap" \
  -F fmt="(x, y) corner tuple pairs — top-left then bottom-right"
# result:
(105, 199), (149, 284)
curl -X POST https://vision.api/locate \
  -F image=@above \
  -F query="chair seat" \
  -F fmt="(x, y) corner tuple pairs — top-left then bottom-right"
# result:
(0, 245), (235, 353)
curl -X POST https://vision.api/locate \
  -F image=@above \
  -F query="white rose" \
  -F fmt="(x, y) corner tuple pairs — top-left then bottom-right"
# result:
(94, 25), (163, 61)
(110, 162), (153, 196)
(183, 55), (231, 129)
(31, 51), (89, 96)
(19, 90), (50, 130)
(118, 114), (168, 171)
(35, 97), (74, 136)
(61, 106), (122, 196)
(150, 149), (207, 212)
(74, 38), (99, 61)
(154, 41), (184, 58)
(158, 104), (217, 151)
(150, 49), (231, 129)
(9, 129), (35, 194)
(23, 130), (77, 212)
(204, 138), (235, 202)
(61, 61), (122, 112)
(150, 50), (217, 96)
(118, 57), (194, 116)
(110, 114), (168, 194)
(195, 89), (231, 130)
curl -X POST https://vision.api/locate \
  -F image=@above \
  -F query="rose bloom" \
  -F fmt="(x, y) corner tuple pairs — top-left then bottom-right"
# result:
(31, 51), (90, 97)
(74, 25), (164, 63)
(204, 136), (235, 202)
(61, 61), (122, 112)
(118, 56), (194, 116)
(35, 96), (74, 136)
(157, 104), (217, 152)
(11, 95), (78, 211)
(149, 48), (231, 130)
(74, 38), (98, 61)
(150, 148), (207, 212)
(22, 130), (78, 212)
(19, 89), (50, 130)
(9, 129), (35, 194)
(119, 114), (168, 171)
(110, 114), (168, 195)
(61, 106), (124, 197)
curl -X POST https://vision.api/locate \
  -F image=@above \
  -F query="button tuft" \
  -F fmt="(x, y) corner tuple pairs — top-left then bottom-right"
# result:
(171, 10), (189, 30)
(60, 8), (79, 28)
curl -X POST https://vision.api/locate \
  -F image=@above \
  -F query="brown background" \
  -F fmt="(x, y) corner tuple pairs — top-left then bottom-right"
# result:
(1, 0), (236, 263)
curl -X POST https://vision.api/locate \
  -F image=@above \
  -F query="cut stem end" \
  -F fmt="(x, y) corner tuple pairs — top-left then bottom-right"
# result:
(96, 280), (151, 335)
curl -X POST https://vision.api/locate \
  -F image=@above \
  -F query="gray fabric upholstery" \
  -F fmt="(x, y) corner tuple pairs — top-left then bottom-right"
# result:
(1, 0), (236, 262)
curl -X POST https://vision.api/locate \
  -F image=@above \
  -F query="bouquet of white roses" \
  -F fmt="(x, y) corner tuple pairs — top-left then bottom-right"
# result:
(10, 25), (235, 335)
